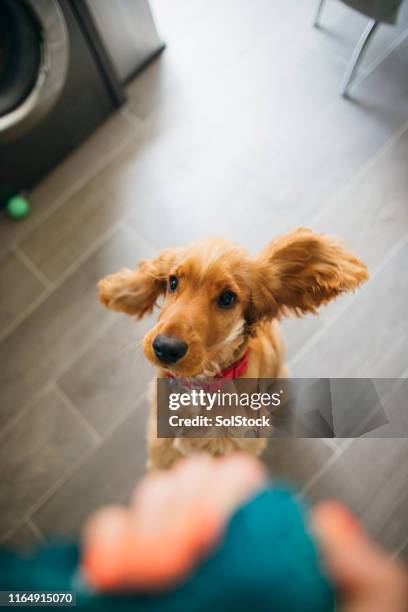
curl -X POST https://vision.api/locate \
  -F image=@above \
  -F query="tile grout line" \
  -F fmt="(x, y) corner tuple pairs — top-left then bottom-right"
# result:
(0, 445), (99, 546)
(0, 214), (155, 347)
(28, 390), (148, 516)
(119, 221), (157, 255)
(301, 438), (354, 496)
(125, 0), (402, 163)
(121, 106), (145, 127)
(1, 145), (406, 397)
(2, 99), (404, 364)
(285, 117), (408, 369)
(252, 54), (408, 231)
(3, 41), (406, 349)
(400, 365), (408, 378)
(0, 383), (54, 444)
(0, 220), (149, 437)
(8, 115), (141, 250)
(119, 107), (162, 140)
(1, 184), (404, 462)
(12, 245), (54, 290)
(102, 386), (151, 440)
(0, 313), (116, 438)
(119, 105), (144, 128)
(0, 221), (122, 345)
(54, 316), (117, 382)
(46, 222), (122, 287)
(52, 382), (102, 444)
(308, 118), (408, 231)
(26, 518), (46, 543)
(288, 228), (408, 369)
(326, 28), (408, 211)
(320, 438), (341, 451)
(4, 20), (407, 272)
(0, 287), (54, 345)
(374, 335), (407, 377)
(1, 124), (403, 421)
(391, 532), (408, 561)
(1, 8), (406, 552)
(0, 392), (148, 545)
(2, 13), (407, 482)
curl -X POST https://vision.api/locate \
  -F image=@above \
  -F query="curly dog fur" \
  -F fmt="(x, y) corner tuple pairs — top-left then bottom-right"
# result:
(99, 228), (368, 470)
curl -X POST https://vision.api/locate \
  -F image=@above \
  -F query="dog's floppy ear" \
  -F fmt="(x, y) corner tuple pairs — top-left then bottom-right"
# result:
(98, 248), (180, 318)
(248, 228), (368, 322)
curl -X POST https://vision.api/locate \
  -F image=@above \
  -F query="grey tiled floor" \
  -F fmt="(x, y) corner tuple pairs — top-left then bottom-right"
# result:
(1, 0), (408, 563)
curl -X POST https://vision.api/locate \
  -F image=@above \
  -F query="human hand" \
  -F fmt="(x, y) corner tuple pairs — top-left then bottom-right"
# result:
(81, 454), (266, 591)
(81, 452), (408, 610)
(311, 501), (408, 612)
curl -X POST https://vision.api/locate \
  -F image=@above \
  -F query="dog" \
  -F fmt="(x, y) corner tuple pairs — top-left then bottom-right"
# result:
(98, 228), (368, 470)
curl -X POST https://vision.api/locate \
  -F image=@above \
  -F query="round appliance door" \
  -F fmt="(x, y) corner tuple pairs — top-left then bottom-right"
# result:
(0, 0), (69, 141)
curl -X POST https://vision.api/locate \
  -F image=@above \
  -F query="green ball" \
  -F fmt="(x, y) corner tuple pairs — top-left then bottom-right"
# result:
(5, 195), (31, 220)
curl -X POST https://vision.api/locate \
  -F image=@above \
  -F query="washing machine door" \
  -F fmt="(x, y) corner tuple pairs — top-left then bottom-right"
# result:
(0, 0), (69, 141)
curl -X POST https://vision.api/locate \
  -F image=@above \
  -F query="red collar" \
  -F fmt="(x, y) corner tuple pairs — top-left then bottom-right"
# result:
(214, 349), (249, 379)
(165, 350), (249, 380)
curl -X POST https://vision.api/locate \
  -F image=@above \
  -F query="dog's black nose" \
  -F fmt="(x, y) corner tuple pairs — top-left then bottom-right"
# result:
(153, 334), (188, 364)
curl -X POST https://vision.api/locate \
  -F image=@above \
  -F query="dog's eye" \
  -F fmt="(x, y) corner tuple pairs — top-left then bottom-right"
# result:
(217, 290), (236, 308)
(168, 275), (178, 292)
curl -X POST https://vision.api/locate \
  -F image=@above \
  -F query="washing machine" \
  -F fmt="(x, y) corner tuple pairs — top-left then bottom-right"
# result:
(0, 0), (162, 207)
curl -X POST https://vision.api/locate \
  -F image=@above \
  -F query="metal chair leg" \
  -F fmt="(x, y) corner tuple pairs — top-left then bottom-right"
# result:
(340, 19), (379, 97)
(312, 0), (327, 27)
